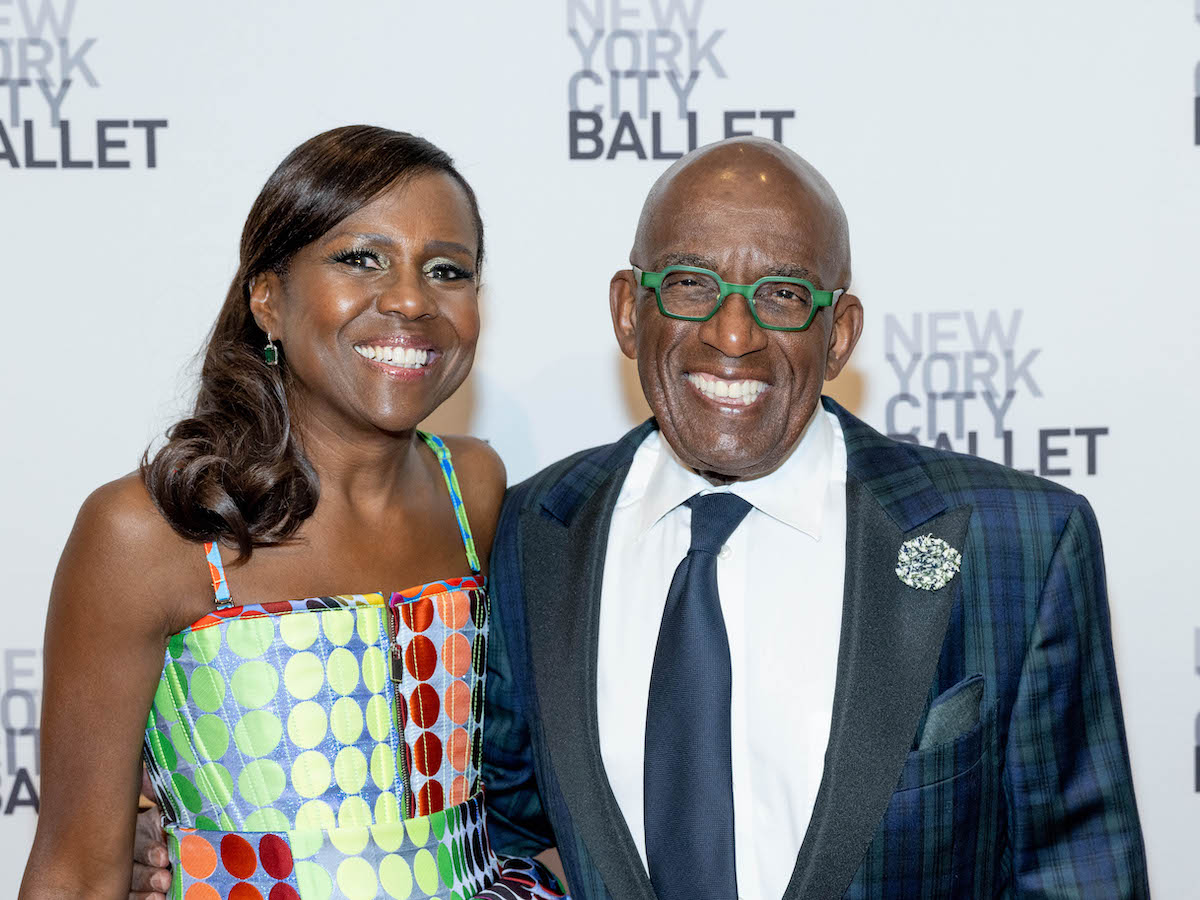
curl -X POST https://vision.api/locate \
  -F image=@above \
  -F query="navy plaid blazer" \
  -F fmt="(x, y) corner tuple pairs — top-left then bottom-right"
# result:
(482, 399), (1149, 899)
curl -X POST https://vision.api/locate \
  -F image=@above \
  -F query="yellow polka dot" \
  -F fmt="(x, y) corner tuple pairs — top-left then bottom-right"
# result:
(289, 826), (324, 860)
(329, 824), (370, 856)
(361, 645), (388, 694)
(295, 860), (333, 900)
(357, 607), (383, 645)
(295, 798), (335, 832)
(287, 700), (328, 750)
(412, 848), (438, 894)
(374, 794), (402, 830)
(280, 613), (319, 651)
(327, 647), (360, 695)
(334, 746), (369, 795)
(337, 856), (378, 900)
(321, 609), (354, 646)
(284, 652), (325, 700)
(291, 749), (332, 798)
(330, 696), (364, 745)
(365, 694), (392, 742)
(379, 853), (414, 899)
(338, 794), (372, 828)
(404, 814), (429, 847)
(370, 743), (396, 790)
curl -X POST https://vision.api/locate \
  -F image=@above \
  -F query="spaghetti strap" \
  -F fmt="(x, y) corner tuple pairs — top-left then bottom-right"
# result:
(203, 541), (233, 608)
(419, 432), (482, 574)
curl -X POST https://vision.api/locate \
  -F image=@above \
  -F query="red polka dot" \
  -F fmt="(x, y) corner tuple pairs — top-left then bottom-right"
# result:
(269, 885), (302, 900)
(442, 633), (471, 678)
(417, 780), (445, 816)
(180, 834), (218, 879)
(185, 885), (221, 900)
(413, 731), (443, 776)
(262, 601), (294, 615)
(220, 833), (257, 880)
(257, 833), (293, 879)
(448, 727), (469, 772)
(229, 884), (263, 900)
(445, 679), (470, 725)
(437, 591), (470, 629)
(400, 596), (435, 632)
(239, 610), (267, 620)
(405, 635), (438, 680)
(409, 683), (441, 729)
(449, 774), (471, 805)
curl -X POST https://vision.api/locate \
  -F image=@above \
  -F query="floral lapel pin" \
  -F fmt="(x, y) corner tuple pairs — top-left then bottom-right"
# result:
(895, 534), (962, 591)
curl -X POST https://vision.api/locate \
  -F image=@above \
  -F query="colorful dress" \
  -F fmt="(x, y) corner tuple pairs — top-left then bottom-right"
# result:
(142, 433), (566, 900)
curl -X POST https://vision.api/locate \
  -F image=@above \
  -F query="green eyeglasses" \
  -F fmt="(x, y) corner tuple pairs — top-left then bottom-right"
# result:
(633, 264), (844, 332)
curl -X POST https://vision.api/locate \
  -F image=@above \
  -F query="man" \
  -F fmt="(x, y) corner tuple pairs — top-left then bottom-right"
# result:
(480, 138), (1148, 898)
(131, 138), (1148, 898)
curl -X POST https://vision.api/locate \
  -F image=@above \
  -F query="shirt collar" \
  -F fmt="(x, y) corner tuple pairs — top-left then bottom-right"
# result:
(622, 404), (837, 542)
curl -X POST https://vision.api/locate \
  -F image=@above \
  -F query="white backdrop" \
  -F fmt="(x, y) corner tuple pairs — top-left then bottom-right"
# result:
(2, 0), (1198, 895)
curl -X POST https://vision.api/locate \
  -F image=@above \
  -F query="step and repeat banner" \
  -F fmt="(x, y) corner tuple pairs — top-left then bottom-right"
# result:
(2, 0), (1198, 894)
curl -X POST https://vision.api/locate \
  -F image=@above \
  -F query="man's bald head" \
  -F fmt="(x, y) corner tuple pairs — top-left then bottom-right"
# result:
(632, 137), (852, 288)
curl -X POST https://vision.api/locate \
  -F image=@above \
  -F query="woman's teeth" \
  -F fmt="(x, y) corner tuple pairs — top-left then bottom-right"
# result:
(354, 345), (432, 368)
(686, 372), (767, 405)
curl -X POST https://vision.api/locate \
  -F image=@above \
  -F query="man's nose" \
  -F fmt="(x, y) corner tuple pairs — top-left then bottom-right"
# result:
(698, 291), (767, 358)
(377, 269), (438, 320)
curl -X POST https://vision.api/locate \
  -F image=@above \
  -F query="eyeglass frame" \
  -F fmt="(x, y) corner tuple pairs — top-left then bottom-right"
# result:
(632, 264), (845, 332)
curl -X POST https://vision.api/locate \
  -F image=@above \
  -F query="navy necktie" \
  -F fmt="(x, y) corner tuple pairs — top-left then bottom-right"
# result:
(644, 491), (752, 900)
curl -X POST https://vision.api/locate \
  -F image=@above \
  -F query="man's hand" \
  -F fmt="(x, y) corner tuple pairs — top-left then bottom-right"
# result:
(131, 770), (171, 900)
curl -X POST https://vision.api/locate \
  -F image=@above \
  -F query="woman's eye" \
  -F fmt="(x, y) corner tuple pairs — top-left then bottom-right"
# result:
(426, 262), (474, 282)
(333, 249), (383, 270)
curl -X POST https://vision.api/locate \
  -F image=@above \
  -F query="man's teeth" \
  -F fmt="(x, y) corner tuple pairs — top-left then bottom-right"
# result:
(354, 345), (432, 368)
(686, 373), (767, 405)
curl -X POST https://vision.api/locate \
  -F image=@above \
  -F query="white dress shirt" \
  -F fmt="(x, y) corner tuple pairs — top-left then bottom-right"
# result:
(596, 405), (848, 900)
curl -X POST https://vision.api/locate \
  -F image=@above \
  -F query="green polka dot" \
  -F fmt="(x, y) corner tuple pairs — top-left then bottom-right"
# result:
(374, 794), (401, 829)
(337, 856), (378, 900)
(452, 838), (464, 881)
(237, 758), (286, 806)
(429, 810), (446, 841)
(233, 709), (283, 757)
(226, 617), (275, 659)
(196, 761), (234, 805)
(413, 849), (439, 895)
(185, 627), (221, 663)
(231, 660), (279, 708)
(295, 798), (335, 831)
(334, 746), (368, 794)
(322, 609), (354, 646)
(244, 807), (290, 831)
(288, 700), (328, 749)
(194, 714), (230, 760)
(169, 723), (197, 765)
(292, 749), (332, 798)
(437, 844), (454, 888)
(331, 696), (364, 745)
(280, 613), (319, 650)
(190, 667), (226, 713)
(218, 812), (236, 830)
(195, 815), (219, 830)
(289, 827), (324, 860)
(330, 823), (369, 856)
(295, 860), (333, 900)
(153, 681), (180, 723)
(380, 853), (413, 899)
(327, 647), (360, 696)
(370, 743), (395, 790)
(171, 773), (202, 813)
(285, 652), (325, 700)
(357, 607), (382, 645)
(163, 662), (188, 708)
(361, 646), (387, 694)
(405, 814), (430, 847)
(167, 633), (185, 659)
(365, 694), (391, 742)
(148, 729), (176, 772)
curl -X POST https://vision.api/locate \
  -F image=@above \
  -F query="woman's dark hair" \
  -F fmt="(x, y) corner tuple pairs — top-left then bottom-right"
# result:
(142, 125), (484, 561)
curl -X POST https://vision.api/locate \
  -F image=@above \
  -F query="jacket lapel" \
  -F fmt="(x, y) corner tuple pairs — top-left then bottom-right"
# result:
(520, 422), (658, 900)
(782, 400), (973, 899)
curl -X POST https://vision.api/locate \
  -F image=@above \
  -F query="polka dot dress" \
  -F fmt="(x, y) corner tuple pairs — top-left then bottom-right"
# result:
(143, 434), (567, 900)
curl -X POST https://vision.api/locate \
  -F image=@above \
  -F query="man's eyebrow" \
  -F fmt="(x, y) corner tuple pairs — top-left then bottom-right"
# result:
(654, 253), (816, 284)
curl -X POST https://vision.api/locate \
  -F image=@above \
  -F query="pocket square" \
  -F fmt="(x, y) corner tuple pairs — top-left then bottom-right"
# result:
(918, 675), (984, 750)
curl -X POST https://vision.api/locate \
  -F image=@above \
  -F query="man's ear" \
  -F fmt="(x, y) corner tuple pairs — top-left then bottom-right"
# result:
(825, 292), (864, 381)
(609, 269), (639, 360)
(248, 271), (284, 339)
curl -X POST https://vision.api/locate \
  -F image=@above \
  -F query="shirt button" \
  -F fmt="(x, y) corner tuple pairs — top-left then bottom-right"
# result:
(718, 545), (732, 560)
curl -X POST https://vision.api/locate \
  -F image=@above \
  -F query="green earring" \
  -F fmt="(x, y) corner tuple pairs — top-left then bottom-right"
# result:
(264, 332), (279, 366)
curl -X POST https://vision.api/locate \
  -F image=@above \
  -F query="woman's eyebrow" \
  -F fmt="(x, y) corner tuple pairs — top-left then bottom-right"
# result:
(425, 239), (475, 257)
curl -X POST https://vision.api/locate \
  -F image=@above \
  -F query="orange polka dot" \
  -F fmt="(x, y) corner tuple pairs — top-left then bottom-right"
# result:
(180, 834), (218, 879)
(436, 591), (470, 629)
(445, 680), (471, 725)
(449, 775), (470, 805)
(448, 727), (469, 773)
(185, 884), (221, 900)
(442, 633), (471, 678)
(229, 883), (264, 900)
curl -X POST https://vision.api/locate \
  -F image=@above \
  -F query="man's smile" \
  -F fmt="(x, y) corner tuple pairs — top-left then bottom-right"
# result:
(684, 371), (769, 407)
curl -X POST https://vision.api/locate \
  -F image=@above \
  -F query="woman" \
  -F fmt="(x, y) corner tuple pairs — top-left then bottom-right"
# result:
(20, 126), (566, 900)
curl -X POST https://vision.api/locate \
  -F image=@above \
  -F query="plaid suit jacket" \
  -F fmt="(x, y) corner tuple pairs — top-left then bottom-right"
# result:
(482, 399), (1149, 899)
